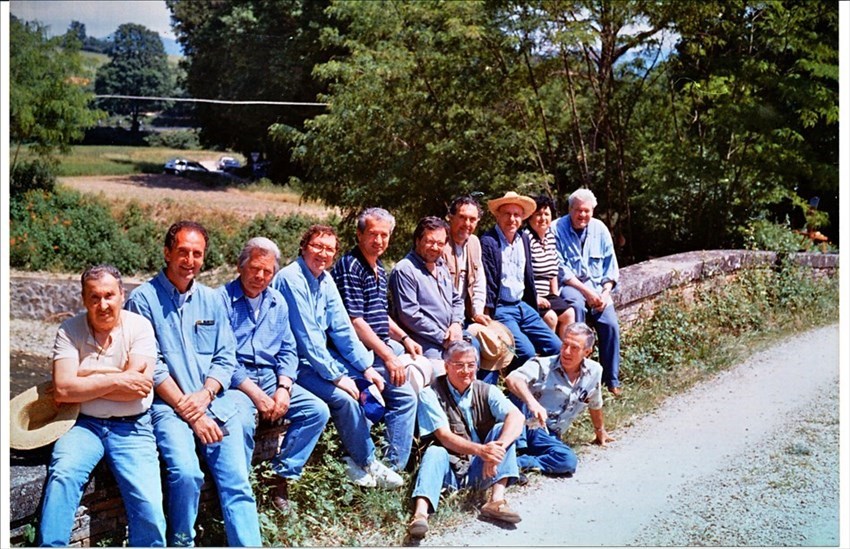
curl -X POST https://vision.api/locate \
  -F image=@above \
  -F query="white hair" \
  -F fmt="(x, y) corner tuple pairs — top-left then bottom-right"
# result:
(568, 188), (597, 209)
(238, 237), (281, 271)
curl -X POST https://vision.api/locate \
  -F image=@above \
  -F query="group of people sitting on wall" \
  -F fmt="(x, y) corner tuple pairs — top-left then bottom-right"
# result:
(14, 188), (623, 546)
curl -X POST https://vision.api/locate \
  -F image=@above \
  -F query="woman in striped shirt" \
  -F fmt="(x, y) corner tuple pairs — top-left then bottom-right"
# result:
(524, 195), (575, 337)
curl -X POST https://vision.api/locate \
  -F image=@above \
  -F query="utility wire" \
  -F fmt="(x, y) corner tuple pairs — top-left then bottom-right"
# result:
(94, 94), (327, 107)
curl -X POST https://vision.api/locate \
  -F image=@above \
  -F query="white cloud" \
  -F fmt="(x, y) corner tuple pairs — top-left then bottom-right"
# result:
(10, 0), (174, 39)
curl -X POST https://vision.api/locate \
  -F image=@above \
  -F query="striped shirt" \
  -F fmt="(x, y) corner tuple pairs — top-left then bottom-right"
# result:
(331, 246), (390, 341)
(524, 227), (560, 298)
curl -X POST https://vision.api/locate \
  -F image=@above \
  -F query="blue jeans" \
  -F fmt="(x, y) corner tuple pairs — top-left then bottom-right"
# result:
(559, 285), (621, 388)
(514, 425), (577, 474)
(494, 301), (561, 371)
(235, 364), (330, 479)
(411, 423), (518, 512)
(38, 413), (166, 547)
(371, 340), (418, 471)
(150, 394), (261, 547)
(296, 362), (376, 467)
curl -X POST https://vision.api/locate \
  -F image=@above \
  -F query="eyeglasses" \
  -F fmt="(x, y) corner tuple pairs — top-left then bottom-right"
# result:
(448, 361), (477, 371)
(307, 242), (337, 255)
(421, 238), (446, 248)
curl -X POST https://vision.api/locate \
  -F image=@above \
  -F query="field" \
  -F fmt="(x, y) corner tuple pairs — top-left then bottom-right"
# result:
(15, 144), (243, 177)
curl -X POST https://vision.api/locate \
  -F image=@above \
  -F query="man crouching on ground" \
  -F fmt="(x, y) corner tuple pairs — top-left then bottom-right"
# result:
(406, 340), (524, 539)
(504, 322), (615, 478)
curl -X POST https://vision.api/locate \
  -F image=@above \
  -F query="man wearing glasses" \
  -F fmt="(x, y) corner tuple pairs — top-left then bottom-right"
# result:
(273, 225), (403, 489)
(406, 340), (524, 539)
(389, 216), (467, 360)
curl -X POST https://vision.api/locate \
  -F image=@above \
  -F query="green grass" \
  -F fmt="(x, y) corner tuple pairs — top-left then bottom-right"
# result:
(16, 144), (238, 177)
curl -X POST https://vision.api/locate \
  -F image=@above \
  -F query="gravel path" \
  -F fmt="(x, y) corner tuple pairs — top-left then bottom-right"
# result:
(424, 324), (841, 547)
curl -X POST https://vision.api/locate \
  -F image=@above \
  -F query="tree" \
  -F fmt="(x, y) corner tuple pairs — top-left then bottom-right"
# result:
(167, 0), (340, 180)
(94, 23), (173, 133)
(10, 16), (103, 180)
(630, 0), (838, 253)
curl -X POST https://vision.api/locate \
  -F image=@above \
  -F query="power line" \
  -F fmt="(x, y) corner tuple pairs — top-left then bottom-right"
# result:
(94, 94), (327, 107)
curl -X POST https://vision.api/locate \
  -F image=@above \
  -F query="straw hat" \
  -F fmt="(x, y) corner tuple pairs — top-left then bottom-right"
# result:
(400, 354), (436, 394)
(487, 192), (537, 220)
(10, 381), (80, 450)
(467, 321), (516, 372)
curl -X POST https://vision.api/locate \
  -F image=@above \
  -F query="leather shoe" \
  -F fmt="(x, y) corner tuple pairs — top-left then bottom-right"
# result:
(480, 499), (522, 524)
(608, 385), (623, 397)
(272, 478), (291, 514)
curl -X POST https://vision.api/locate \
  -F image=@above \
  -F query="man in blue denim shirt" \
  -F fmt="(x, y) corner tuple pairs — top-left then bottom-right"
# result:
(552, 188), (623, 396)
(125, 221), (261, 547)
(273, 225), (403, 489)
(220, 237), (330, 513)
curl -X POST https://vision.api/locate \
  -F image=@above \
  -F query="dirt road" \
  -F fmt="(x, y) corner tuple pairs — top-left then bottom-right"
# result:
(59, 174), (334, 221)
(423, 325), (842, 546)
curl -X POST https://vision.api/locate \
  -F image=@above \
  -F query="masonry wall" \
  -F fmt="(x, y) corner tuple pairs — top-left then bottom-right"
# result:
(7, 250), (838, 546)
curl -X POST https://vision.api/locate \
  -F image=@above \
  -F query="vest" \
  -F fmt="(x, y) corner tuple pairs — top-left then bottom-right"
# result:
(442, 234), (482, 320)
(429, 375), (496, 475)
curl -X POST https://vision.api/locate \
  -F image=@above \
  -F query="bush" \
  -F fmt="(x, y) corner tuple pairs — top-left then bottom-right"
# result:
(10, 159), (57, 195)
(9, 188), (162, 273)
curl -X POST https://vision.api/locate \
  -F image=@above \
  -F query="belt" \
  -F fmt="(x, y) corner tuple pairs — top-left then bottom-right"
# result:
(498, 299), (521, 306)
(79, 412), (147, 423)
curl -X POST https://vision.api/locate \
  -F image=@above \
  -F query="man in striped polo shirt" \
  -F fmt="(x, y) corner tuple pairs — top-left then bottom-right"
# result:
(331, 208), (419, 472)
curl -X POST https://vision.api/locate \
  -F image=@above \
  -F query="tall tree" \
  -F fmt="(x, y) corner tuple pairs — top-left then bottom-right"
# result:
(94, 23), (173, 133)
(10, 16), (102, 172)
(630, 0), (838, 253)
(167, 0), (339, 179)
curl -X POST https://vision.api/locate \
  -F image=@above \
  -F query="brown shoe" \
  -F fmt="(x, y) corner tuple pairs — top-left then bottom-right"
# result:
(407, 513), (429, 538)
(480, 499), (522, 524)
(608, 385), (623, 397)
(272, 478), (291, 514)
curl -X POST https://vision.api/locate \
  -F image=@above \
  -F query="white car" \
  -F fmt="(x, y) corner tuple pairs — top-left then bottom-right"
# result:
(217, 156), (241, 172)
(164, 158), (209, 176)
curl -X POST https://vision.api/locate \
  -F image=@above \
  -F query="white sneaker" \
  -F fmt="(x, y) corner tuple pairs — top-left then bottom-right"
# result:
(342, 456), (376, 487)
(366, 459), (404, 489)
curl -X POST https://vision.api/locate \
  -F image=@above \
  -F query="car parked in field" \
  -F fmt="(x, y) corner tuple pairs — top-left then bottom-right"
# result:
(164, 158), (209, 176)
(217, 156), (241, 172)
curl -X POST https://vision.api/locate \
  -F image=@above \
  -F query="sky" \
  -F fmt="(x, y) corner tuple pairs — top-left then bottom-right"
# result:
(10, 0), (175, 40)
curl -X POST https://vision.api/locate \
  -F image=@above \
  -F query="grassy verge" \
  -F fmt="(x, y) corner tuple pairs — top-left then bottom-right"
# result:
(195, 257), (839, 547)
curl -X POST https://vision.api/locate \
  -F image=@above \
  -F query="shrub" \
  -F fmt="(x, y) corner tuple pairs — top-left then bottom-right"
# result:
(9, 188), (163, 273)
(10, 159), (57, 195)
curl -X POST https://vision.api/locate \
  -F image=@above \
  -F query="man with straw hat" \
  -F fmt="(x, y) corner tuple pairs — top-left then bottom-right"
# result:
(480, 192), (561, 373)
(33, 264), (166, 546)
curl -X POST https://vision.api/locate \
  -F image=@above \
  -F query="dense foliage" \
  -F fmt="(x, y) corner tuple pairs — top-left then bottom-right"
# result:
(94, 23), (175, 133)
(8, 189), (325, 276)
(9, 16), (103, 184)
(167, 0), (836, 263)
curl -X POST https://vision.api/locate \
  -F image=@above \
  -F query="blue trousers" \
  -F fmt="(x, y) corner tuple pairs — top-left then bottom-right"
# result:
(494, 301), (561, 371)
(235, 364), (330, 479)
(371, 339), (418, 471)
(150, 394), (261, 547)
(411, 423), (518, 513)
(38, 413), (166, 547)
(514, 426), (577, 474)
(559, 285), (622, 388)
(296, 363), (376, 468)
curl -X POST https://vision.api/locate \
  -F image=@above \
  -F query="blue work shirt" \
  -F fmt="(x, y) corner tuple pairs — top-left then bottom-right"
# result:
(125, 270), (239, 421)
(552, 216), (619, 293)
(417, 380), (517, 442)
(388, 251), (463, 349)
(330, 246), (390, 341)
(495, 225), (527, 303)
(217, 278), (298, 388)
(273, 256), (372, 382)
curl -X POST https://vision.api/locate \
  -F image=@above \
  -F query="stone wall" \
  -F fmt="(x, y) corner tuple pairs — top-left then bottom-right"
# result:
(7, 251), (838, 546)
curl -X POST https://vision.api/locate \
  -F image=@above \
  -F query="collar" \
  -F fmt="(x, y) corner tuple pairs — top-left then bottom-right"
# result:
(350, 245), (383, 275)
(226, 277), (272, 305)
(558, 357), (589, 384)
(495, 224), (519, 245)
(408, 250), (444, 271)
(296, 256), (326, 288)
(155, 270), (196, 300)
